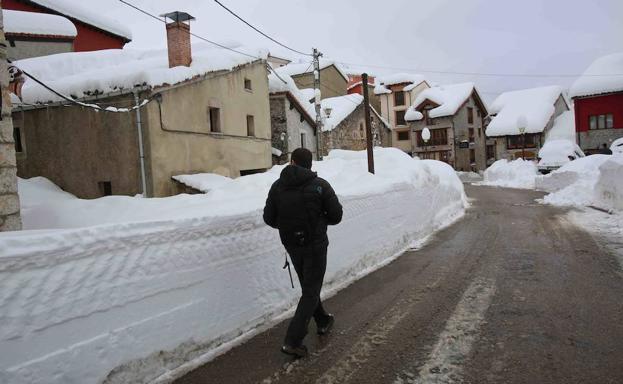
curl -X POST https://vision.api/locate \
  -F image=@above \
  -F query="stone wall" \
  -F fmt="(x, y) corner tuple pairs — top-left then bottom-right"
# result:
(578, 128), (623, 153)
(0, 8), (21, 231)
(321, 103), (388, 156)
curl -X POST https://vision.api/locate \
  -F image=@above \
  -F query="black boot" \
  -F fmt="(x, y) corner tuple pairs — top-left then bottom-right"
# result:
(317, 314), (334, 335)
(281, 344), (308, 358)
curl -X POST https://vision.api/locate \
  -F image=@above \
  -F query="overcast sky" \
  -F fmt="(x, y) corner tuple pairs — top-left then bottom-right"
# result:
(90, 0), (623, 103)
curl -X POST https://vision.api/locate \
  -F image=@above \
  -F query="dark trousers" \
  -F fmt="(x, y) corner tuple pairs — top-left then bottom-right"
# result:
(284, 241), (331, 346)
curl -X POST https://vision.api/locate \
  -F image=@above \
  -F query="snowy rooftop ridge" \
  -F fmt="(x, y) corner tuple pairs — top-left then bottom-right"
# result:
(15, 43), (268, 105)
(321, 94), (364, 132)
(405, 82), (477, 122)
(26, 0), (132, 40)
(374, 73), (427, 95)
(569, 52), (623, 98)
(275, 60), (349, 82)
(486, 85), (564, 137)
(268, 71), (316, 124)
(3, 10), (77, 37)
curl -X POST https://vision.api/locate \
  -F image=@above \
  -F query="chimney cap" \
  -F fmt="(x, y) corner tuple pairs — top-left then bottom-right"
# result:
(160, 11), (195, 23)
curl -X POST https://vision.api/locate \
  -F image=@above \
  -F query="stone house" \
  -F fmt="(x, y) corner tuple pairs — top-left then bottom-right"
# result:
(0, 7), (22, 231)
(3, 0), (132, 52)
(405, 83), (490, 171)
(486, 86), (569, 161)
(374, 73), (430, 154)
(268, 73), (317, 163)
(12, 13), (271, 198)
(320, 94), (390, 156)
(569, 52), (623, 154)
(275, 60), (349, 100)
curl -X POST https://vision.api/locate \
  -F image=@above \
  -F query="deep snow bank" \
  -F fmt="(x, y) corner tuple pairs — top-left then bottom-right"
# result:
(594, 155), (623, 211)
(0, 148), (466, 384)
(477, 159), (538, 189)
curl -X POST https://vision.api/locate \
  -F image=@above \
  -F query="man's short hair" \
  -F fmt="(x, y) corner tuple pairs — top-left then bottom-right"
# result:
(291, 148), (313, 169)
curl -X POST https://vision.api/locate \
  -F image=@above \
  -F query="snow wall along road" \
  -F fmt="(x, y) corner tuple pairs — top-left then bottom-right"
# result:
(0, 149), (466, 384)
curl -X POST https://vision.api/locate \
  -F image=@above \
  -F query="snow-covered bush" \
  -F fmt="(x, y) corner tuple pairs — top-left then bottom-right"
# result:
(479, 159), (538, 189)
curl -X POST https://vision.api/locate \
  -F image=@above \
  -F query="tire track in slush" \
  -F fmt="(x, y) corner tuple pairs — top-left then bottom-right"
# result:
(395, 277), (496, 384)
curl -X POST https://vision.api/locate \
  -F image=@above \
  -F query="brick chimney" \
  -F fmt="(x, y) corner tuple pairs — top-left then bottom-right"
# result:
(161, 12), (195, 68)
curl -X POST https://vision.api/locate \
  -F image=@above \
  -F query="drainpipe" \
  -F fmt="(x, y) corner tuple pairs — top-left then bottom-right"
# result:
(134, 91), (148, 197)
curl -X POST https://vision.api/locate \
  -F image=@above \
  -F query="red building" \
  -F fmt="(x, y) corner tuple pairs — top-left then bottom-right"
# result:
(3, 0), (132, 51)
(570, 53), (623, 153)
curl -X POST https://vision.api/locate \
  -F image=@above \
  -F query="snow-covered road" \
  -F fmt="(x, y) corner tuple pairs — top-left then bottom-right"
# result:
(175, 185), (623, 384)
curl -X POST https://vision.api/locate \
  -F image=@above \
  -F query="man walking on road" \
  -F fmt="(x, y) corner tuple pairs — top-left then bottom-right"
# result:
(263, 148), (343, 358)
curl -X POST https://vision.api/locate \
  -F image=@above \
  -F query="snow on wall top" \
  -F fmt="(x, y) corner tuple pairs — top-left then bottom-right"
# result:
(405, 82), (476, 122)
(15, 43), (268, 104)
(27, 0), (132, 40)
(275, 59), (349, 82)
(486, 85), (563, 137)
(569, 52), (623, 98)
(374, 73), (427, 95)
(3, 10), (77, 37)
(321, 94), (364, 132)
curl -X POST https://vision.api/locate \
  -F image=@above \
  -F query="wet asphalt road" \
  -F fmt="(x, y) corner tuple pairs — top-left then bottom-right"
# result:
(175, 185), (623, 384)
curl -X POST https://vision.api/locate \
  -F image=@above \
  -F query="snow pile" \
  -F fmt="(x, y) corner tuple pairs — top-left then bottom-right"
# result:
(539, 155), (612, 206)
(594, 155), (623, 211)
(545, 110), (576, 142)
(3, 10), (77, 37)
(0, 148), (466, 384)
(479, 159), (538, 189)
(405, 82), (476, 121)
(537, 139), (584, 169)
(611, 137), (623, 154)
(456, 171), (482, 183)
(172, 173), (234, 193)
(25, 0), (132, 39)
(569, 52), (623, 98)
(321, 94), (363, 132)
(15, 43), (268, 104)
(486, 86), (563, 136)
(374, 73), (427, 95)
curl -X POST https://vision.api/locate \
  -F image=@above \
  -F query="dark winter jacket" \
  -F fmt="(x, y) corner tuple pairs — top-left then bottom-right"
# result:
(263, 165), (343, 246)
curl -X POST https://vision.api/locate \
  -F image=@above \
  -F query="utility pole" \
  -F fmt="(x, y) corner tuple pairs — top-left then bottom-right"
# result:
(312, 48), (323, 160)
(362, 73), (375, 174)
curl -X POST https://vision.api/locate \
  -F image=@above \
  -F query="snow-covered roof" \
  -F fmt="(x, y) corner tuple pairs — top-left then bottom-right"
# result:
(569, 52), (623, 98)
(268, 71), (316, 124)
(405, 82), (477, 122)
(25, 0), (132, 40)
(486, 85), (564, 137)
(374, 73), (427, 95)
(321, 94), (364, 132)
(275, 60), (349, 82)
(3, 10), (77, 37)
(537, 139), (584, 167)
(346, 80), (375, 91)
(15, 43), (268, 105)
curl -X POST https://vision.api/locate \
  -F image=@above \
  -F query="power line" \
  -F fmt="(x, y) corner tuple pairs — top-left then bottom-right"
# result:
(337, 60), (623, 79)
(118, 0), (261, 60)
(212, 0), (312, 57)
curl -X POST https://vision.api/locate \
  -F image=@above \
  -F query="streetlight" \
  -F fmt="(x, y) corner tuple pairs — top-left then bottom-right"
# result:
(422, 127), (431, 159)
(517, 115), (527, 160)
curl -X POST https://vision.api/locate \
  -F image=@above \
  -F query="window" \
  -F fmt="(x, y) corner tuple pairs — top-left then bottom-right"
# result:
(470, 149), (476, 164)
(300, 132), (306, 148)
(397, 130), (410, 141)
(13, 127), (23, 153)
(394, 91), (405, 106)
(244, 78), (252, 91)
(486, 144), (495, 160)
(507, 134), (538, 149)
(246, 115), (255, 136)
(477, 109), (481, 118)
(359, 122), (364, 131)
(478, 127), (482, 138)
(417, 128), (448, 146)
(590, 114), (614, 129)
(467, 107), (474, 124)
(208, 107), (221, 133)
(9, 40), (15, 47)
(395, 110), (406, 126)
(98, 181), (112, 196)
(468, 128), (475, 143)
